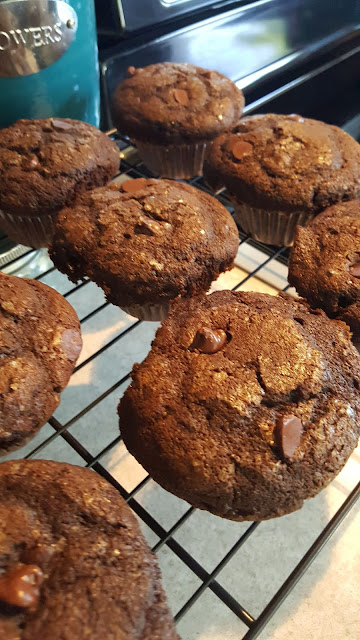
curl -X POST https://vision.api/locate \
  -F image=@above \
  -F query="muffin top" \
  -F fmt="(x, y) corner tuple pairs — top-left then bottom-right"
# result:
(119, 290), (360, 520)
(0, 118), (120, 217)
(203, 114), (360, 213)
(111, 62), (245, 144)
(0, 273), (82, 455)
(50, 178), (239, 308)
(0, 460), (179, 640)
(288, 200), (360, 336)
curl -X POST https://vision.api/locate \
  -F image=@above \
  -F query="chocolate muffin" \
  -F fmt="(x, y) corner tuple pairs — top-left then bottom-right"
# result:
(0, 118), (120, 248)
(50, 178), (239, 321)
(288, 200), (360, 341)
(0, 273), (82, 455)
(112, 62), (245, 179)
(119, 290), (360, 521)
(203, 114), (360, 246)
(0, 459), (179, 640)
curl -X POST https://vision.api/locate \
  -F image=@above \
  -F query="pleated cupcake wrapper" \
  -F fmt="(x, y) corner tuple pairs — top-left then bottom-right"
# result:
(134, 140), (209, 179)
(0, 209), (56, 249)
(231, 200), (316, 247)
(121, 301), (171, 322)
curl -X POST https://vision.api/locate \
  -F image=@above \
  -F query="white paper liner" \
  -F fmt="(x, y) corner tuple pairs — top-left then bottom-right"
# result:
(134, 140), (209, 179)
(231, 201), (316, 247)
(121, 302), (171, 322)
(0, 209), (57, 249)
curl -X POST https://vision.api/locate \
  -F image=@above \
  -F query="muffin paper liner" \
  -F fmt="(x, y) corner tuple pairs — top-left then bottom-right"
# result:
(121, 302), (171, 322)
(134, 140), (209, 179)
(230, 200), (316, 247)
(0, 209), (57, 249)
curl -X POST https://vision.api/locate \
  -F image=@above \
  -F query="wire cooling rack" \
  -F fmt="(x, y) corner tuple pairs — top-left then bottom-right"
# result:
(3, 133), (360, 640)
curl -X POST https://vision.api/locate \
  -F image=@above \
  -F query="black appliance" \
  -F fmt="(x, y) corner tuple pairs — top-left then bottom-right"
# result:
(95, 0), (244, 36)
(96, 0), (360, 138)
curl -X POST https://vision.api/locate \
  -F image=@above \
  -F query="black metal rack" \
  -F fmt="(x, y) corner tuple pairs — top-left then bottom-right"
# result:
(5, 133), (360, 639)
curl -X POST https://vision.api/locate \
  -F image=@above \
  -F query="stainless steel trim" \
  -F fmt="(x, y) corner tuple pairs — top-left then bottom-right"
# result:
(243, 43), (360, 114)
(116, 0), (126, 30)
(0, 242), (29, 268)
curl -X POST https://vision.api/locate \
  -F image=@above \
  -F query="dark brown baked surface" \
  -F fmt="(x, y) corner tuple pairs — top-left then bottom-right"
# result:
(0, 273), (82, 455)
(288, 200), (360, 338)
(0, 460), (179, 640)
(111, 62), (245, 144)
(50, 178), (239, 308)
(119, 290), (360, 521)
(0, 118), (120, 217)
(203, 114), (360, 213)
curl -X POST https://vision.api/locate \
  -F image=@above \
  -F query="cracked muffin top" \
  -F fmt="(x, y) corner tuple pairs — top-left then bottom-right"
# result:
(0, 273), (82, 455)
(203, 114), (360, 213)
(0, 118), (120, 217)
(119, 290), (360, 521)
(288, 200), (360, 339)
(0, 460), (179, 640)
(50, 178), (239, 308)
(111, 62), (245, 144)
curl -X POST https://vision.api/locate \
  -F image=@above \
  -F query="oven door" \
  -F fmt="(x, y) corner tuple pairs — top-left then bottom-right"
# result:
(96, 0), (238, 33)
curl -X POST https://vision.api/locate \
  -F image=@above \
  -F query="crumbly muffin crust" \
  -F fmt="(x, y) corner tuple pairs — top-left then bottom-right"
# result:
(288, 200), (360, 338)
(112, 62), (245, 144)
(203, 114), (360, 213)
(0, 273), (82, 454)
(50, 178), (239, 308)
(0, 460), (179, 640)
(119, 290), (360, 521)
(0, 118), (120, 217)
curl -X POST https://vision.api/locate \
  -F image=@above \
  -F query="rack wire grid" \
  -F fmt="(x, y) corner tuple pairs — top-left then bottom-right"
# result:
(3, 131), (360, 640)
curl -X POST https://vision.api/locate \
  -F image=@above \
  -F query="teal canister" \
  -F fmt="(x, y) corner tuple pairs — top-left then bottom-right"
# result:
(0, 0), (100, 127)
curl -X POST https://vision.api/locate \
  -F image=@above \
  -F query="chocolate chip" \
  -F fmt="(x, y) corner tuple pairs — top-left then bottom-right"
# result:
(274, 414), (303, 461)
(23, 155), (40, 171)
(121, 178), (148, 193)
(191, 327), (227, 354)
(349, 262), (360, 277)
(231, 140), (253, 160)
(0, 564), (44, 611)
(202, 70), (216, 80)
(173, 89), (189, 106)
(135, 217), (162, 236)
(51, 119), (73, 131)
